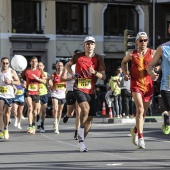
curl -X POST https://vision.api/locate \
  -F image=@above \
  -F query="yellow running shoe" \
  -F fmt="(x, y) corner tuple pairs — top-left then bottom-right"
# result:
(4, 130), (9, 139)
(162, 125), (170, 135)
(32, 126), (36, 135)
(0, 132), (4, 139)
(27, 127), (33, 134)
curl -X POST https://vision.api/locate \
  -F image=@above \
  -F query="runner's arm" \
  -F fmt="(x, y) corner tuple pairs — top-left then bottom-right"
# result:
(147, 46), (162, 81)
(121, 52), (132, 81)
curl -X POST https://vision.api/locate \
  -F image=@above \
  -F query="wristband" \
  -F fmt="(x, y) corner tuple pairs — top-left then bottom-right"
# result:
(94, 71), (97, 75)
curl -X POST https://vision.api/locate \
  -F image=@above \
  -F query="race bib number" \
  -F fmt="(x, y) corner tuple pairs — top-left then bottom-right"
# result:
(28, 84), (38, 91)
(0, 86), (8, 94)
(55, 83), (66, 90)
(16, 89), (23, 95)
(78, 78), (92, 89)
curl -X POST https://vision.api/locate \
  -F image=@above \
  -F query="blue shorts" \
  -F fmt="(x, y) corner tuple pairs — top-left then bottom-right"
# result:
(0, 97), (14, 107)
(40, 94), (48, 104)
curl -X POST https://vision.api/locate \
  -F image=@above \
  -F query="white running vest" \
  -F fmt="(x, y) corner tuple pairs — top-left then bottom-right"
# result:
(0, 67), (15, 98)
(66, 64), (76, 91)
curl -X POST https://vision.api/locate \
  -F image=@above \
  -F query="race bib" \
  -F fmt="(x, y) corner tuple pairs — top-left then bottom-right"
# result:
(16, 89), (23, 95)
(0, 86), (8, 94)
(77, 78), (92, 89)
(28, 84), (38, 91)
(55, 83), (66, 90)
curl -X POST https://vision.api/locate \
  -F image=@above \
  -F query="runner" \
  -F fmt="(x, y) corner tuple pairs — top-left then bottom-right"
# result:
(121, 32), (155, 149)
(147, 25), (170, 134)
(61, 50), (82, 140)
(47, 61), (66, 134)
(13, 71), (26, 129)
(0, 57), (20, 139)
(66, 36), (106, 152)
(24, 56), (46, 134)
(37, 62), (49, 133)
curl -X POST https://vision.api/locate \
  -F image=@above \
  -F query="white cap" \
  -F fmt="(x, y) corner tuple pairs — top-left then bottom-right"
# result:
(136, 32), (148, 40)
(84, 36), (95, 43)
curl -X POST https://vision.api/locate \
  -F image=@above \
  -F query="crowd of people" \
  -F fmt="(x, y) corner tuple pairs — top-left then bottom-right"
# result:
(0, 27), (170, 152)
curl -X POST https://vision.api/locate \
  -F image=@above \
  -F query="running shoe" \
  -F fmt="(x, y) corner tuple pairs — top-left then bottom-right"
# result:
(27, 126), (36, 134)
(32, 126), (36, 134)
(14, 118), (18, 127)
(74, 130), (78, 140)
(4, 130), (9, 139)
(27, 127), (33, 133)
(130, 128), (138, 146)
(40, 126), (45, 133)
(78, 127), (85, 141)
(37, 120), (41, 129)
(63, 115), (69, 123)
(17, 123), (22, 129)
(137, 138), (145, 149)
(53, 122), (59, 134)
(0, 132), (4, 139)
(78, 140), (88, 152)
(162, 125), (170, 135)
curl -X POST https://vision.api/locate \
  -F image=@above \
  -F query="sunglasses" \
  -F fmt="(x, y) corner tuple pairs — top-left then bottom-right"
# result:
(139, 39), (148, 43)
(3, 62), (9, 65)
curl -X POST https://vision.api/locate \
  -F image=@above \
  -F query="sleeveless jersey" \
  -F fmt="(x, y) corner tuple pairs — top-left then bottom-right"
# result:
(71, 52), (105, 94)
(25, 69), (41, 95)
(0, 67), (15, 98)
(131, 49), (154, 93)
(160, 41), (170, 91)
(14, 85), (25, 102)
(39, 71), (48, 96)
(66, 64), (76, 91)
(51, 72), (66, 99)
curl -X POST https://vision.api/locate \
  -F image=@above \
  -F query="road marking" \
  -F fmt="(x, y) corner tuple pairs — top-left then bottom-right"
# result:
(106, 163), (123, 166)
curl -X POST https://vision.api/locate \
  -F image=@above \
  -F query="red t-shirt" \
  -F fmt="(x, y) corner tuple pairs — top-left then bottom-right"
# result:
(71, 52), (105, 94)
(25, 69), (41, 95)
(131, 48), (154, 93)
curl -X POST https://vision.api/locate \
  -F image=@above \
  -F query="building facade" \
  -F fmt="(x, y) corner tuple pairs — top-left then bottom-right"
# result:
(0, 0), (170, 82)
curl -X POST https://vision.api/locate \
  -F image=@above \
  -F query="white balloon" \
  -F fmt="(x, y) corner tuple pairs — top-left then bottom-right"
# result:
(11, 55), (27, 71)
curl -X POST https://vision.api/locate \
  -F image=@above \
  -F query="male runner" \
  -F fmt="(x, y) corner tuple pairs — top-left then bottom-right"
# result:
(121, 32), (155, 149)
(24, 57), (46, 134)
(66, 36), (106, 152)
(0, 57), (20, 139)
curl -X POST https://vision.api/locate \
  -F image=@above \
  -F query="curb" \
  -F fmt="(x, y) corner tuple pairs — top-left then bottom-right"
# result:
(103, 116), (162, 124)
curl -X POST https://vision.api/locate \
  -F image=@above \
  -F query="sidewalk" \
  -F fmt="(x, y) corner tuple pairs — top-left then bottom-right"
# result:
(102, 116), (162, 124)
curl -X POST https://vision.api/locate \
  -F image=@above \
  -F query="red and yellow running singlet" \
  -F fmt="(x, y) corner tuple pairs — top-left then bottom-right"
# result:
(131, 49), (154, 93)
(52, 73), (66, 91)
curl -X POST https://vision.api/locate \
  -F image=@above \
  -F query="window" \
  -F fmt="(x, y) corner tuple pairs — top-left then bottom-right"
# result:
(104, 5), (138, 36)
(12, 0), (42, 34)
(56, 2), (88, 35)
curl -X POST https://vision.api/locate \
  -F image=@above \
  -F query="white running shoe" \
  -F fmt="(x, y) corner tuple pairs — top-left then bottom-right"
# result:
(53, 122), (59, 134)
(78, 127), (84, 141)
(14, 118), (18, 127)
(130, 128), (138, 146)
(17, 123), (22, 129)
(138, 138), (145, 149)
(78, 141), (88, 152)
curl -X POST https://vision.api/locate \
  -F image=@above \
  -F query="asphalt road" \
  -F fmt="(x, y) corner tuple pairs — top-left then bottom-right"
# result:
(0, 117), (170, 170)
